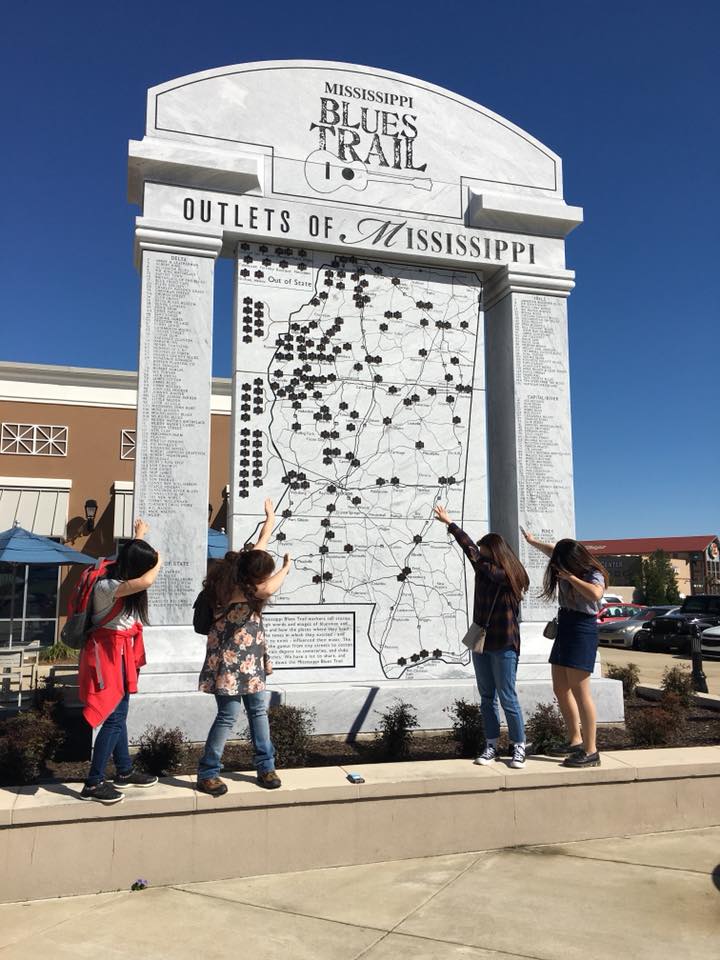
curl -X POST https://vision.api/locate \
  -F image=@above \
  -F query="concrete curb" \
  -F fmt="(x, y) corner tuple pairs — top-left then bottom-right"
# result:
(2, 746), (720, 903)
(636, 684), (720, 711)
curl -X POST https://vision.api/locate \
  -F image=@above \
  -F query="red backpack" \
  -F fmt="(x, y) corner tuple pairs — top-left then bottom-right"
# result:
(61, 559), (124, 650)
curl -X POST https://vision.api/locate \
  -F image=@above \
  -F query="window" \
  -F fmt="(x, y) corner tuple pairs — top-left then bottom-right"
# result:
(1, 423), (68, 456)
(120, 429), (136, 460)
(0, 562), (59, 649)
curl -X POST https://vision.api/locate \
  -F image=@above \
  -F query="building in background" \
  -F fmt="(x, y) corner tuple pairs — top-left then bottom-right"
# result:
(0, 362), (231, 648)
(582, 536), (720, 598)
(3, 360), (719, 647)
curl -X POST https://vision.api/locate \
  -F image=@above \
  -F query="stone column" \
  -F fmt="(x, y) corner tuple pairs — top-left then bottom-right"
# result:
(484, 267), (577, 636)
(132, 219), (222, 649)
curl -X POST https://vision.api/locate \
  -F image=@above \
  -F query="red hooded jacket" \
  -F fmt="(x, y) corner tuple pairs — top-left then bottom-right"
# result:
(78, 623), (146, 728)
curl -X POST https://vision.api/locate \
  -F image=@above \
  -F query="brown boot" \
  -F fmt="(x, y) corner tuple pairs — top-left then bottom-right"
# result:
(197, 777), (228, 797)
(257, 770), (282, 789)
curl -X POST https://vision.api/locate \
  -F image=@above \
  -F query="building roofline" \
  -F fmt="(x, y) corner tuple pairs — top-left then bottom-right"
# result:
(0, 361), (231, 395)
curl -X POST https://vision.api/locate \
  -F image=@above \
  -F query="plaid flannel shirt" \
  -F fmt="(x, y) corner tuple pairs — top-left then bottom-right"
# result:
(448, 523), (520, 653)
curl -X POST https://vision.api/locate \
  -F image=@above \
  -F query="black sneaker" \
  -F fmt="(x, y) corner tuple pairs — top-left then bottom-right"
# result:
(474, 744), (500, 765)
(562, 750), (601, 768)
(80, 781), (125, 804)
(113, 770), (159, 789)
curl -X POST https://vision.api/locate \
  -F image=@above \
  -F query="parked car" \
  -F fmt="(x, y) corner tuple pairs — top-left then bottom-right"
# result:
(638, 595), (720, 653)
(597, 606), (678, 649)
(700, 624), (720, 657)
(596, 603), (645, 623)
(602, 593), (625, 605)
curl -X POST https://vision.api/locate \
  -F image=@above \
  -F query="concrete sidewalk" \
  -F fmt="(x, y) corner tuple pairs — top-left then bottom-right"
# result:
(1, 827), (718, 959)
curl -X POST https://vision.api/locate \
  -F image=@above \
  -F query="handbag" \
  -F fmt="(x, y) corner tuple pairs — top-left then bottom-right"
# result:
(543, 617), (558, 640)
(461, 586), (501, 654)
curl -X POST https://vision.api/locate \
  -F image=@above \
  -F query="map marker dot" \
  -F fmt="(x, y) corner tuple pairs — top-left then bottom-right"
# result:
(397, 657), (407, 665)
(413, 535), (422, 543)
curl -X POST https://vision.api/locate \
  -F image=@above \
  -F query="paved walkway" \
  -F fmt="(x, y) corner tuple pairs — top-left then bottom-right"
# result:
(1, 827), (718, 959)
(602, 647), (720, 693)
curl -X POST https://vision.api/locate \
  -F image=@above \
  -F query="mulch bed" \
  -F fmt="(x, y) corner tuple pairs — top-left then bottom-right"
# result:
(28, 692), (720, 785)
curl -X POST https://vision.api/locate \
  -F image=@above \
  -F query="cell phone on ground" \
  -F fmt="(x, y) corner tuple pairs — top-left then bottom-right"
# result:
(346, 772), (365, 784)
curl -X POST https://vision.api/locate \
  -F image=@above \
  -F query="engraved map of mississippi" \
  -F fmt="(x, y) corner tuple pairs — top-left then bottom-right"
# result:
(231, 243), (487, 680)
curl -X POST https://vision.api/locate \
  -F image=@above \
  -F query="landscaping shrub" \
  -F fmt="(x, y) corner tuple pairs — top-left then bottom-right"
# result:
(658, 691), (685, 719)
(135, 725), (190, 776)
(38, 641), (78, 664)
(626, 703), (681, 747)
(661, 665), (694, 707)
(525, 701), (566, 755)
(267, 704), (316, 767)
(0, 703), (65, 785)
(606, 662), (641, 698)
(374, 699), (419, 760)
(445, 698), (484, 757)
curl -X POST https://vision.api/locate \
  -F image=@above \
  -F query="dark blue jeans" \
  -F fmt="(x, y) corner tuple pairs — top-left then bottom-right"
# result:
(472, 647), (526, 744)
(198, 692), (276, 779)
(87, 691), (132, 785)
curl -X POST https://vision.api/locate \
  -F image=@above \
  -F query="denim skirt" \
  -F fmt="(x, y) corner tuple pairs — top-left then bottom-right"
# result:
(549, 608), (598, 673)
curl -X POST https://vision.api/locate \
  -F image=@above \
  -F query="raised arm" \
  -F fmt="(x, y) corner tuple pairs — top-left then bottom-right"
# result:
(557, 570), (604, 603)
(521, 527), (554, 559)
(255, 553), (292, 599)
(115, 519), (162, 597)
(434, 505), (481, 565)
(253, 499), (275, 552)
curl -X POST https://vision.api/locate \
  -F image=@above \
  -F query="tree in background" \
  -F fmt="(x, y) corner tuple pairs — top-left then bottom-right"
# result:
(634, 550), (681, 604)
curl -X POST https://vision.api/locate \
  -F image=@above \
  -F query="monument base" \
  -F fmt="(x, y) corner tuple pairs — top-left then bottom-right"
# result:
(128, 625), (624, 742)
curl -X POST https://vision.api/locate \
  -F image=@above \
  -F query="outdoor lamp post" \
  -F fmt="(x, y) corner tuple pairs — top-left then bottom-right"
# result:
(84, 499), (98, 532)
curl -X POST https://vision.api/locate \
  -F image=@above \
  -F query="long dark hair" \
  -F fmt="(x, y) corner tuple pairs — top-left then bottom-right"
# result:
(203, 549), (276, 615)
(541, 539), (609, 601)
(106, 538), (158, 624)
(477, 533), (529, 605)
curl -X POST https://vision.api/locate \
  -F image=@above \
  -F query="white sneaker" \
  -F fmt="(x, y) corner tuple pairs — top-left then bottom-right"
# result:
(509, 743), (526, 769)
(474, 744), (499, 765)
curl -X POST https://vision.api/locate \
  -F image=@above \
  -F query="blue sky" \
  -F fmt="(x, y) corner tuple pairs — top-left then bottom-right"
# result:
(1, 1), (718, 539)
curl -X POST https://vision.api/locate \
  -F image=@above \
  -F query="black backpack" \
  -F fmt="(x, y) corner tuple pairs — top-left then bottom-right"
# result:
(193, 589), (232, 635)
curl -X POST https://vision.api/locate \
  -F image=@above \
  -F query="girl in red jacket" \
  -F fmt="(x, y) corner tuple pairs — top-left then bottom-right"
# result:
(79, 519), (161, 804)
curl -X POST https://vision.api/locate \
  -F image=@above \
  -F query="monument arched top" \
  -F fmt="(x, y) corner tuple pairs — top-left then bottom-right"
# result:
(134, 59), (571, 224)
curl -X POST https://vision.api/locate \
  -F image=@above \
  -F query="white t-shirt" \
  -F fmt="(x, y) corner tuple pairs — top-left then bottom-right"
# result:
(91, 579), (137, 631)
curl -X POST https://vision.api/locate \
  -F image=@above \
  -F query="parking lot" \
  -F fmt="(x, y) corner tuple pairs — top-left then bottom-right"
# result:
(601, 646), (720, 695)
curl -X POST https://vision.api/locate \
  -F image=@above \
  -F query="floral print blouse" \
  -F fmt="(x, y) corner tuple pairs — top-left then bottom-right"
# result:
(198, 601), (272, 696)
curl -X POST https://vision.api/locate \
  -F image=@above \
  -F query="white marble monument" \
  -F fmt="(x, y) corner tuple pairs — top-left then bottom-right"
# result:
(127, 60), (623, 740)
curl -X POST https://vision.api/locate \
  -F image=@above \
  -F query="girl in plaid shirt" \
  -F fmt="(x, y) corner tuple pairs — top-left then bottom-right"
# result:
(435, 506), (530, 768)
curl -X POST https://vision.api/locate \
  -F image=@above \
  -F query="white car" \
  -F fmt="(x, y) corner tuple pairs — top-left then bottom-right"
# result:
(602, 594), (625, 605)
(700, 624), (720, 657)
(598, 606), (678, 649)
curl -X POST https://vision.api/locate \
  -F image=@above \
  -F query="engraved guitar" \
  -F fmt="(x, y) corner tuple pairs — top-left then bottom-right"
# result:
(304, 149), (433, 194)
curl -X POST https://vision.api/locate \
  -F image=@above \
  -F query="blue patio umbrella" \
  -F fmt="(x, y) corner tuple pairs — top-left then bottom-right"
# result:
(0, 524), (95, 647)
(207, 528), (229, 560)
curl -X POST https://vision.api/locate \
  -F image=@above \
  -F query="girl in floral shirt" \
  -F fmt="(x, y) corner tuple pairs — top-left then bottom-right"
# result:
(197, 500), (291, 797)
